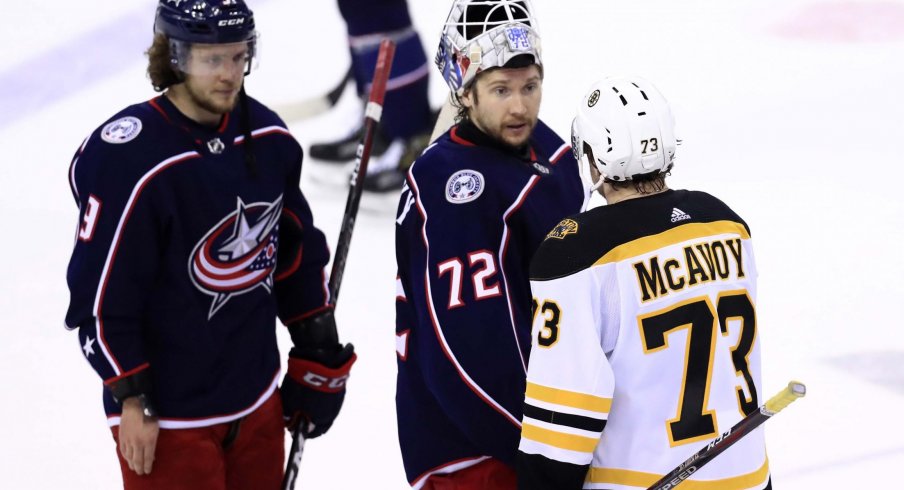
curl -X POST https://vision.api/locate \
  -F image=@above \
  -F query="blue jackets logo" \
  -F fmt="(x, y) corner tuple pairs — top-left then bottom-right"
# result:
(101, 116), (142, 144)
(189, 196), (283, 318)
(445, 170), (485, 204)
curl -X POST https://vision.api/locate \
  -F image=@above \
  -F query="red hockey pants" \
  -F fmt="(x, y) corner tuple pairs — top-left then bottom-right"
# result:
(111, 392), (284, 490)
(422, 458), (517, 490)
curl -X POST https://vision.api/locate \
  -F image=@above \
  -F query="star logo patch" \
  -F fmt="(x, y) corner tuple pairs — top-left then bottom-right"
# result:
(82, 336), (96, 357)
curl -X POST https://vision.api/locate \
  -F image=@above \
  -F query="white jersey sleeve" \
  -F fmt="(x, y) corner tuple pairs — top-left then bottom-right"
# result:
(519, 267), (615, 466)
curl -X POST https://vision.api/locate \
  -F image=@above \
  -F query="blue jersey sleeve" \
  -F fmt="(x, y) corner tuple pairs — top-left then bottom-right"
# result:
(65, 117), (182, 386)
(273, 139), (332, 324)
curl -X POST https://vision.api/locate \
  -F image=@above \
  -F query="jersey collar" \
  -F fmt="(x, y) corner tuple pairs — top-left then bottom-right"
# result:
(451, 120), (551, 175)
(149, 95), (232, 135)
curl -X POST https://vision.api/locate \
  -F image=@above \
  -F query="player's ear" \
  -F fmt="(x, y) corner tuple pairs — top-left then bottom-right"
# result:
(460, 87), (474, 110)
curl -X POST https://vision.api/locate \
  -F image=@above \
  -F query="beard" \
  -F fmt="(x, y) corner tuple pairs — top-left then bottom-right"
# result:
(489, 118), (537, 149)
(185, 82), (239, 115)
(471, 109), (538, 150)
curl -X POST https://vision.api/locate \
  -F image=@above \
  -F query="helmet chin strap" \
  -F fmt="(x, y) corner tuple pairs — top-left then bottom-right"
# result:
(580, 187), (593, 213)
(459, 44), (483, 93)
(578, 155), (606, 212)
(590, 171), (606, 192)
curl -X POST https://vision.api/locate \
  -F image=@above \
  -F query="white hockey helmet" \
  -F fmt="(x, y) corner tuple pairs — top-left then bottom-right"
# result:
(435, 0), (542, 96)
(571, 76), (677, 191)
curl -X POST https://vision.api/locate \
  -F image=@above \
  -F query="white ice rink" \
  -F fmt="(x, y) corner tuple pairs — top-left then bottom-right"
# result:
(1, 0), (902, 488)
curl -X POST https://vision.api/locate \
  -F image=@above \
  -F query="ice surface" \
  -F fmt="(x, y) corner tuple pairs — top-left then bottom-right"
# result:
(1, 0), (901, 487)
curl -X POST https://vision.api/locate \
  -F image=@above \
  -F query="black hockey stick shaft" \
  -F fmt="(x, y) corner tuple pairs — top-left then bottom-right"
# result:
(281, 431), (306, 490)
(324, 67), (353, 108)
(327, 39), (396, 306)
(281, 39), (396, 490)
(647, 381), (806, 490)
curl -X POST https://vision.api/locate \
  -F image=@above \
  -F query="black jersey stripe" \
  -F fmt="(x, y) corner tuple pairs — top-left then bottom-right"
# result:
(523, 403), (607, 433)
(531, 190), (750, 281)
(594, 220), (749, 266)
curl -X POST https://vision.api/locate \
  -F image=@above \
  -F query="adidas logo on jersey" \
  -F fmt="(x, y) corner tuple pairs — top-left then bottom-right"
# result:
(671, 208), (691, 223)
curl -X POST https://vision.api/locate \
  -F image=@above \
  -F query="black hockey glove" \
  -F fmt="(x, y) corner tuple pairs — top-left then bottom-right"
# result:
(280, 310), (356, 439)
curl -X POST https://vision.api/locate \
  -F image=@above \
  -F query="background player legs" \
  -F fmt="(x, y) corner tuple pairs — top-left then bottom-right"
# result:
(308, 0), (434, 192)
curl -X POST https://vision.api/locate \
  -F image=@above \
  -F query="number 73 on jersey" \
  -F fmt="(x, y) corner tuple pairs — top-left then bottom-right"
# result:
(531, 290), (759, 446)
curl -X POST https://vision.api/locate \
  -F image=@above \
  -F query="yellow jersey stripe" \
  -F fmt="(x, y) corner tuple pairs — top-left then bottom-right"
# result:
(594, 221), (750, 266)
(588, 458), (769, 489)
(525, 382), (612, 414)
(522, 423), (600, 453)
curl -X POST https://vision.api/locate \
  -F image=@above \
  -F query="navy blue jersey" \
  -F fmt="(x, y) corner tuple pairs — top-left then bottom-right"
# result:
(394, 121), (584, 486)
(65, 95), (331, 428)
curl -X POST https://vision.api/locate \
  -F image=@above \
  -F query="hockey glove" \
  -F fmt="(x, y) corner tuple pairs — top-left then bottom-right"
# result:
(280, 310), (356, 439)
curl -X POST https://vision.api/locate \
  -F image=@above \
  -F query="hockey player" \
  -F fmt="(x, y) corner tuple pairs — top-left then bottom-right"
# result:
(394, 1), (584, 488)
(308, 0), (435, 192)
(64, 1), (355, 487)
(517, 77), (771, 489)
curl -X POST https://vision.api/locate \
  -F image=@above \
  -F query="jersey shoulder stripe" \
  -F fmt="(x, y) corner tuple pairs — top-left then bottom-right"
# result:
(595, 220), (749, 266)
(531, 190), (749, 281)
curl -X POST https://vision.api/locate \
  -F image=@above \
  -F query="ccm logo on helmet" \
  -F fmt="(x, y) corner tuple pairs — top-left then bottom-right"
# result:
(301, 372), (349, 392)
(218, 18), (245, 26)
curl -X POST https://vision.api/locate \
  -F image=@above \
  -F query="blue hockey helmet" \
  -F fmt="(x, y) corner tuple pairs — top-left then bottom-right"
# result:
(155, 0), (256, 44)
(154, 0), (258, 75)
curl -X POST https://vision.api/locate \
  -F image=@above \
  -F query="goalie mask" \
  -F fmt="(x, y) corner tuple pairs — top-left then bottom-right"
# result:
(571, 76), (677, 195)
(154, 0), (259, 77)
(436, 0), (542, 95)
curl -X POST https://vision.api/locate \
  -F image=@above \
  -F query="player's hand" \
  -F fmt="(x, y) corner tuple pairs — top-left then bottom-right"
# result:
(118, 397), (159, 475)
(280, 311), (356, 438)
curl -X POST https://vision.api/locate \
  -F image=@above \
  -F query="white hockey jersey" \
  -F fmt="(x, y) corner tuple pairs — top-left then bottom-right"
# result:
(517, 189), (769, 490)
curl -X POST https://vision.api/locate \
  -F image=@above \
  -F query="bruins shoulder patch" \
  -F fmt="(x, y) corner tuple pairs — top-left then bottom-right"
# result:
(546, 218), (579, 240)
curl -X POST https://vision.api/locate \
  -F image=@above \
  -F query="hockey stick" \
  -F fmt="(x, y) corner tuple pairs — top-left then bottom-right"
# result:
(646, 381), (806, 490)
(429, 93), (457, 143)
(327, 39), (395, 305)
(281, 39), (396, 490)
(275, 67), (352, 122)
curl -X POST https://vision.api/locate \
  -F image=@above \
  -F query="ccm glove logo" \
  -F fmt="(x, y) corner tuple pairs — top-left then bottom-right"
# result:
(287, 353), (356, 394)
(301, 372), (349, 391)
